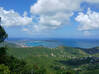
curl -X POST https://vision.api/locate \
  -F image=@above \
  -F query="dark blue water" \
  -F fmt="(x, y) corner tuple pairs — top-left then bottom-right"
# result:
(7, 38), (99, 48)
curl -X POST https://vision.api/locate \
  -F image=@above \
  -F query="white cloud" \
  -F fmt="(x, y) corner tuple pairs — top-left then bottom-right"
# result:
(0, 7), (32, 27)
(75, 8), (99, 31)
(30, 0), (83, 31)
(30, 0), (99, 32)
(30, 0), (81, 14)
(1, 0), (99, 33)
(31, 0), (99, 15)
(33, 12), (73, 31)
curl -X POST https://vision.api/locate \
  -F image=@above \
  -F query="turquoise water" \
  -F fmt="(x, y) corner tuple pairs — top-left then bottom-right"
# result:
(21, 39), (99, 48)
(25, 41), (62, 48)
(8, 38), (99, 48)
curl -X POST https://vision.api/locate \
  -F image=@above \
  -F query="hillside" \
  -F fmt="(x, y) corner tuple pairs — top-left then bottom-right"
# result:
(81, 47), (99, 54)
(8, 46), (89, 58)
(7, 45), (99, 74)
(0, 42), (21, 48)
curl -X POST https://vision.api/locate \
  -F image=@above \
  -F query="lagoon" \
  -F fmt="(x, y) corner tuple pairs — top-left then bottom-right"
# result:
(7, 38), (99, 48)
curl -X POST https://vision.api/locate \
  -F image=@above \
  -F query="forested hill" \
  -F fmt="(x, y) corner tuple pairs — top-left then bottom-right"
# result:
(0, 42), (99, 74)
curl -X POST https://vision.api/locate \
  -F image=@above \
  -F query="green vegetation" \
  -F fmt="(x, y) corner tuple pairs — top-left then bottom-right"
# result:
(0, 25), (8, 43)
(7, 46), (99, 74)
(0, 43), (99, 74)
(0, 64), (10, 74)
(0, 22), (99, 74)
(0, 22), (31, 74)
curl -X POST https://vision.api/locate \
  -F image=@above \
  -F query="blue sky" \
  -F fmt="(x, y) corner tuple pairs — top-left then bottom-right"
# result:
(0, 0), (99, 38)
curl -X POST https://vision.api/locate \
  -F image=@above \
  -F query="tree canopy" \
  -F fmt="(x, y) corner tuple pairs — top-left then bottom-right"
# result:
(0, 17), (8, 43)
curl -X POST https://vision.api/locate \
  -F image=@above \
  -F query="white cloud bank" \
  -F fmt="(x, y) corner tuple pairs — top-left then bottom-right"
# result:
(30, 0), (82, 31)
(30, 0), (99, 32)
(30, 0), (81, 14)
(75, 8), (99, 31)
(0, 7), (32, 27)
(0, 0), (99, 33)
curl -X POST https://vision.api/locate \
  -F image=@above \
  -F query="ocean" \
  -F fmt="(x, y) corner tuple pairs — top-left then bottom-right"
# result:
(7, 38), (99, 48)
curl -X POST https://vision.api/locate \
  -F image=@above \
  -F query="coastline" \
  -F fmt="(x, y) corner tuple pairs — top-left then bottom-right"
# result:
(6, 39), (99, 49)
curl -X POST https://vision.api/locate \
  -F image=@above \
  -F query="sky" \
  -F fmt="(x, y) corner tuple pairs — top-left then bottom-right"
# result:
(0, 0), (99, 39)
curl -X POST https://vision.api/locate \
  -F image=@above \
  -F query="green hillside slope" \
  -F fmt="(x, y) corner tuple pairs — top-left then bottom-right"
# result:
(6, 45), (99, 74)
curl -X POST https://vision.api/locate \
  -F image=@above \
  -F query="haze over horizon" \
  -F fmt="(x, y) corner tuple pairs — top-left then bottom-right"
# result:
(0, 0), (99, 39)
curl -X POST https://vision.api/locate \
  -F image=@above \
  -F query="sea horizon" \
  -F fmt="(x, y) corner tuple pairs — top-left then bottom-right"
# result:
(6, 37), (99, 49)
